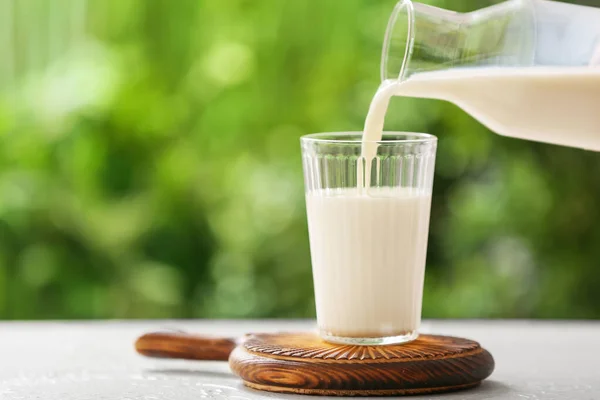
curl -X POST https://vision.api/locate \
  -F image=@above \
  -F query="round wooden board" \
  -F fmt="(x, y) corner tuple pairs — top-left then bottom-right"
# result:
(229, 332), (494, 397)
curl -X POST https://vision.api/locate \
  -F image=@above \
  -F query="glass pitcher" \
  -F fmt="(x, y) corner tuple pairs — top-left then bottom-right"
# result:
(382, 0), (600, 81)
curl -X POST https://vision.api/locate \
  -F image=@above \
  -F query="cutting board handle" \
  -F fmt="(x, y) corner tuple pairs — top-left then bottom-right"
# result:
(135, 331), (238, 361)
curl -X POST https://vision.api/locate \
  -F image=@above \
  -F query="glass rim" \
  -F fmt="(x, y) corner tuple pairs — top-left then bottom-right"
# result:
(381, 0), (414, 81)
(301, 131), (437, 144)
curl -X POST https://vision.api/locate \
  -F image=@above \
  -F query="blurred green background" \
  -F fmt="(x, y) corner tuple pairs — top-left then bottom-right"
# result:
(0, 0), (599, 320)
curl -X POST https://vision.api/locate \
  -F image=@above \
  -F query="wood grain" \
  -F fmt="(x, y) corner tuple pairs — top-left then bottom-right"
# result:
(229, 332), (494, 396)
(135, 331), (237, 361)
(135, 330), (494, 396)
(242, 332), (481, 361)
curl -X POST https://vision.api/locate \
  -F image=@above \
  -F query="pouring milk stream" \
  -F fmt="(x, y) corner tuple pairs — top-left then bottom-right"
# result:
(362, 0), (600, 169)
(306, 0), (600, 343)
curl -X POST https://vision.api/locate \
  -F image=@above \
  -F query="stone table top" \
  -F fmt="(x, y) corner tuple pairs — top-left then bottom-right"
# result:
(1, 320), (598, 399)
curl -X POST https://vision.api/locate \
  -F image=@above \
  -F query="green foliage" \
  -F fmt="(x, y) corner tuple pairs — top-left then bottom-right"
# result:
(0, 0), (598, 319)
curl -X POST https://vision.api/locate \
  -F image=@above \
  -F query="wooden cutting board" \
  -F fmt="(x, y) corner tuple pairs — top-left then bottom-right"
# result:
(136, 330), (494, 396)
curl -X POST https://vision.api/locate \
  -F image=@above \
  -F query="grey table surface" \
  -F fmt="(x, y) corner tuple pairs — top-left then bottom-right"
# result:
(0, 320), (598, 399)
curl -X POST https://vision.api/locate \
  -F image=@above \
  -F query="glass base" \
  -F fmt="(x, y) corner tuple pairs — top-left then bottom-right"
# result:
(320, 330), (419, 346)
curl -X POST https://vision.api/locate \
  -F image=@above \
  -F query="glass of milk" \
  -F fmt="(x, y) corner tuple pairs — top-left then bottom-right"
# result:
(301, 132), (437, 345)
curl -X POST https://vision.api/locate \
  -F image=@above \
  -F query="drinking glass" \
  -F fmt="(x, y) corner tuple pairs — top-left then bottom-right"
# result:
(301, 132), (437, 345)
